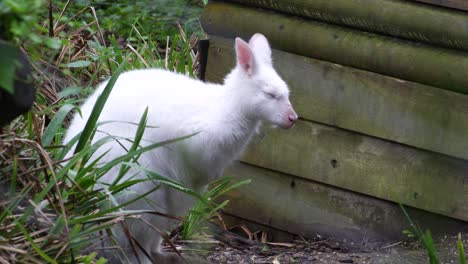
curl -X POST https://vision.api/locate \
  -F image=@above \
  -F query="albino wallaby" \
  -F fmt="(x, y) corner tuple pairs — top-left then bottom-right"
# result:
(64, 33), (297, 263)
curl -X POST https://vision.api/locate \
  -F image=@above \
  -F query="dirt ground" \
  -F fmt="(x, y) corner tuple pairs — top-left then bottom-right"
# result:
(168, 230), (467, 264)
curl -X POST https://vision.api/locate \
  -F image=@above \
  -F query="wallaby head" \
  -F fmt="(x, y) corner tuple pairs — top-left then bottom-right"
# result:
(227, 33), (298, 129)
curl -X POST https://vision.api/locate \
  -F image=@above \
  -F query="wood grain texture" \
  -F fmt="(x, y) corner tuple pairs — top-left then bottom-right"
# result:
(223, 162), (468, 241)
(221, 0), (468, 51)
(240, 120), (468, 221)
(201, 2), (468, 94)
(206, 36), (468, 161)
(412, 0), (468, 11)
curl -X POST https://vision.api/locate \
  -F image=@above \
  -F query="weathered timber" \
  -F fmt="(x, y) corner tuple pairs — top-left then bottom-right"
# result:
(221, 0), (468, 51)
(206, 36), (468, 161)
(412, 0), (468, 11)
(201, 2), (468, 94)
(223, 162), (468, 242)
(238, 120), (468, 222)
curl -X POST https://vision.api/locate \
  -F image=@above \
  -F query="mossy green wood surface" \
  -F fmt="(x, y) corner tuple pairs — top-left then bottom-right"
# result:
(206, 36), (468, 161)
(222, 0), (468, 51)
(224, 162), (468, 241)
(240, 120), (468, 221)
(201, 2), (468, 94)
(412, 0), (468, 11)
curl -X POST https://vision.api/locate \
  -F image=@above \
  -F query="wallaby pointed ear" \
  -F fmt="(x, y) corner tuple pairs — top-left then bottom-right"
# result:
(249, 33), (272, 65)
(235, 37), (255, 76)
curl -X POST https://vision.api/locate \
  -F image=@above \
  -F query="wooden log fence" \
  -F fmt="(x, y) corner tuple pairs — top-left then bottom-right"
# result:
(222, 0), (468, 51)
(201, 0), (468, 241)
(202, 2), (468, 94)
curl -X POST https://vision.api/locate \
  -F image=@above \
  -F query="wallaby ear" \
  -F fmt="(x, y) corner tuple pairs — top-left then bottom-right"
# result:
(248, 33), (272, 65)
(235, 37), (255, 76)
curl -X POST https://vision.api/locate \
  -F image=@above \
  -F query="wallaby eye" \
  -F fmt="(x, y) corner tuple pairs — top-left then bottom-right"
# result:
(264, 91), (277, 99)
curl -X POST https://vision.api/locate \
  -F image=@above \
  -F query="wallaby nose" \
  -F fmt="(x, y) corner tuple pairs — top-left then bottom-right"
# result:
(288, 112), (298, 123)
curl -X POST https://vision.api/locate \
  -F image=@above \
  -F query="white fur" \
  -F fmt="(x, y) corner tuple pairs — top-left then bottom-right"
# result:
(64, 33), (297, 263)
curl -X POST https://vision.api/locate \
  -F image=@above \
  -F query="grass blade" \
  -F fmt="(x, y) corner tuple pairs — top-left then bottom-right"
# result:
(114, 107), (149, 185)
(12, 214), (58, 264)
(74, 57), (128, 154)
(42, 104), (75, 146)
(124, 162), (204, 201)
(400, 204), (440, 264)
(459, 233), (467, 264)
(94, 133), (197, 181)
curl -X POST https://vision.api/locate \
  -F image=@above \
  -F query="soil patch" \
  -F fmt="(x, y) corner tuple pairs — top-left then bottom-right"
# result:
(166, 227), (467, 264)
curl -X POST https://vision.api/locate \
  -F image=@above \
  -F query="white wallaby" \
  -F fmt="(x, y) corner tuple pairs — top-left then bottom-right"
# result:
(64, 33), (297, 263)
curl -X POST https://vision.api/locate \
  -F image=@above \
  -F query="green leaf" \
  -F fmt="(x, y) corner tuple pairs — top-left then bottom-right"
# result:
(44, 37), (62, 49)
(63, 60), (93, 68)
(125, 162), (203, 201)
(114, 107), (149, 185)
(57, 86), (84, 98)
(42, 104), (75, 146)
(74, 58), (128, 154)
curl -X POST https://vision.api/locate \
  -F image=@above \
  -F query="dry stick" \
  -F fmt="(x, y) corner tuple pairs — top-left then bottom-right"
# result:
(16, 150), (70, 178)
(54, 6), (88, 36)
(10, 228), (51, 244)
(70, 44), (90, 62)
(27, 199), (55, 226)
(52, 0), (72, 32)
(206, 222), (260, 248)
(0, 256), (11, 264)
(15, 138), (72, 260)
(0, 245), (28, 255)
(139, 217), (188, 264)
(127, 44), (150, 68)
(165, 36), (170, 70)
(264, 242), (296, 248)
(68, 21), (97, 37)
(176, 23), (199, 74)
(57, 20), (97, 66)
(243, 225), (255, 241)
(22, 254), (44, 264)
(55, 45), (69, 70)
(381, 241), (403, 249)
(261, 231), (267, 243)
(119, 220), (146, 264)
(177, 23), (196, 60)
(29, 62), (55, 98)
(132, 26), (149, 49)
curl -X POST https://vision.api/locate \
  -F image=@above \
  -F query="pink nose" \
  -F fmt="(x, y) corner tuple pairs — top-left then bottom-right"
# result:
(288, 112), (298, 123)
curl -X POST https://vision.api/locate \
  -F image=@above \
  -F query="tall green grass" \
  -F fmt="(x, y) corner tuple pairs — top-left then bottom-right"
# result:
(0, 56), (200, 263)
(400, 205), (467, 264)
(0, 0), (242, 262)
(182, 177), (251, 240)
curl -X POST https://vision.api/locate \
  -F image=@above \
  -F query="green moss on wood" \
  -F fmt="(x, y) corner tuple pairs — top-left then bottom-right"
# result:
(221, 0), (468, 51)
(240, 120), (468, 222)
(224, 162), (468, 241)
(202, 2), (468, 94)
(206, 36), (468, 161)
(412, 0), (468, 11)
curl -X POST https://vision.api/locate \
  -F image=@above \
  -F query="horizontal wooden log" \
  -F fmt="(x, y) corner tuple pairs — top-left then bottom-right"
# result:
(206, 36), (468, 161)
(221, 0), (468, 51)
(201, 2), (468, 94)
(412, 0), (468, 11)
(239, 120), (468, 222)
(223, 162), (468, 241)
